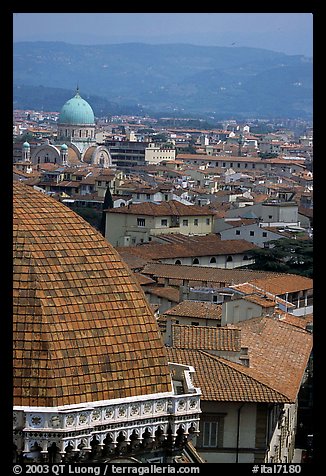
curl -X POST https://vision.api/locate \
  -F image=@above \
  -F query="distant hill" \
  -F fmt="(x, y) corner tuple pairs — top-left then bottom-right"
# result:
(13, 41), (313, 119)
(13, 84), (143, 116)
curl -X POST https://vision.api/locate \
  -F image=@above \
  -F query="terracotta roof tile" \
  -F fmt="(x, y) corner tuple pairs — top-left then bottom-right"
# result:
(271, 311), (313, 330)
(146, 286), (180, 303)
(117, 236), (258, 261)
(106, 200), (213, 216)
(167, 314), (312, 403)
(170, 324), (241, 352)
(164, 301), (222, 320)
(247, 274), (313, 295)
(167, 348), (290, 403)
(141, 262), (285, 285)
(236, 316), (312, 401)
(13, 182), (172, 407)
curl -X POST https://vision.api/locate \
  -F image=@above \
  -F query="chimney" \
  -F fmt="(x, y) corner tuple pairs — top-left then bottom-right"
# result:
(179, 285), (189, 302)
(165, 317), (177, 347)
(239, 346), (250, 367)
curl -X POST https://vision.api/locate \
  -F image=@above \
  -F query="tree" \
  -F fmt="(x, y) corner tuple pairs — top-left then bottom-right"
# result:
(258, 152), (279, 159)
(247, 238), (313, 277)
(99, 186), (114, 237)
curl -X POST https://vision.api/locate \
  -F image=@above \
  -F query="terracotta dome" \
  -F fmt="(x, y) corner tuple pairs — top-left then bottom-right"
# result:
(13, 182), (172, 407)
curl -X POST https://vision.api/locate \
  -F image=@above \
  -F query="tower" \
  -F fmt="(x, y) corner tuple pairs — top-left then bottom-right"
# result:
(60, 143), (68, 165)
(22, 141), (30, 162)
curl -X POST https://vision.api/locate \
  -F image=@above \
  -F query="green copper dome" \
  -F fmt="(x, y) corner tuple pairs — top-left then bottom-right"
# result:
(58, 90), (95, 125)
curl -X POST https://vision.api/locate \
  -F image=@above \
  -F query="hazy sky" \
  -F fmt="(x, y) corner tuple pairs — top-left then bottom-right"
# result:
(13, 13), (313, 57)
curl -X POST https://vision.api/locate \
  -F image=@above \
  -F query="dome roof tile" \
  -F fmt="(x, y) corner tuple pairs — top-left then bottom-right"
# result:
(13, 182), (172, 407)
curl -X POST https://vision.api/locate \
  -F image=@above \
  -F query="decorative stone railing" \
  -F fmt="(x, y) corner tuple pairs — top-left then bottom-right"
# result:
(13, 364), (201, 458)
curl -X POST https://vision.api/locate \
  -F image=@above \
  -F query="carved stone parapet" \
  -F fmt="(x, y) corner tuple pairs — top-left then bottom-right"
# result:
(13, 363), (201, 461)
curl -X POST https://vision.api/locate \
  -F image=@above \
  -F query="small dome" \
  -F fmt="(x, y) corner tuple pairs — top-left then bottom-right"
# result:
(58, 90), (95, 126)
(60, 143), (68, 150)
(23, 141), (30, 148)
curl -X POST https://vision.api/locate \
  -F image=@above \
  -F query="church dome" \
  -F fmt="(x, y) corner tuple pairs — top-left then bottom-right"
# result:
(22, 141), (30, 148)
(58, 89), (95, 125)
(13, 182), (172, 407)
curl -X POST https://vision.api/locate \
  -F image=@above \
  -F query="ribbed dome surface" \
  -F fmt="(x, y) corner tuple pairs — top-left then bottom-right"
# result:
(13, 182), (172, 407)
(58, 91), (95, 125)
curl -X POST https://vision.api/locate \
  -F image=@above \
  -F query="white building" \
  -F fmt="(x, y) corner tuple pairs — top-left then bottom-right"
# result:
(145, 142), (176, 165)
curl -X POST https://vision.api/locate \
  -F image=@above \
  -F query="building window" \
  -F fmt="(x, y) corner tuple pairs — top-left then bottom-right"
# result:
(203, 421), (218, 448)
(191, 322), (199, 326)
(206, 218), (210, 225)
(161, 219), (168, 226)
(193, 258), (200, 265)
(210, 257), (216, 263)
(250, 231), (255, 236)
(262, 232), (267, 237)
(199, 416), (225, 449)
(137, 218), (146, 227)
(182, 219), (189, 226)
(194, 218), (199, 226)
(236, 230), (241, 235)
(175, 260), (181, 265)
(226, 256), (233, 262)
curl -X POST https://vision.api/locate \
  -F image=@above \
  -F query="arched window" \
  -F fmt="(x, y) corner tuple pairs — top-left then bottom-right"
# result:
(226, 256), (233, 262)
(193, 258), (199, 265)
(210, 257), (216, 263)
(243, 255), (249, 261)
(175, 260), (181, 265)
